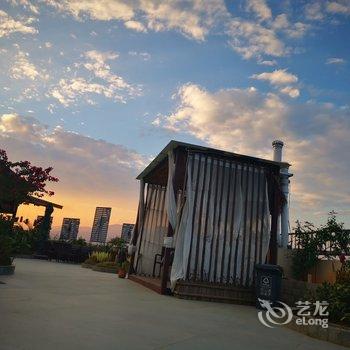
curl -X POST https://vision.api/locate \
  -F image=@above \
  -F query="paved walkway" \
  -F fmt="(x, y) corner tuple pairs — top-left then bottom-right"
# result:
(0, 259), (346, 350)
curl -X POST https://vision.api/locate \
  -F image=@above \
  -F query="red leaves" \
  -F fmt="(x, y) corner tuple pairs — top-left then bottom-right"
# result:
(0, 149), (59, 199)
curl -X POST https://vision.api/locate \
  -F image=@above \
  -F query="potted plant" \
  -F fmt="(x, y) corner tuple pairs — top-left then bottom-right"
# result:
(118, 260), (130, 279)
(0, 217), (15, 275)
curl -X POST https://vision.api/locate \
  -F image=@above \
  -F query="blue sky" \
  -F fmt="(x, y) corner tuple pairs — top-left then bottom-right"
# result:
(1, 0), (350, 232)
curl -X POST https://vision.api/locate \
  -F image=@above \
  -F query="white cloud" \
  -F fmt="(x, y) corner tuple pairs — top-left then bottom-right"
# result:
(49, 50), (141, 106)
(46, 0), (135, 21)
(0, 9), (37, 37)
(326, 57), (346, 65)
(272, 14), (309, 39)
(258, 59), (277, 66)
(153, 83), (350, 222)
(246, 0), (272, 21)
(327, 1), (350, 15)
(280, 86), (300, 98)
(10, 51), (47, 80)
(124, 20), (147, 32)
(8, 0), (39, 14)
(304, 2), (324, 20)
(44, 0), (227, 41)
(251, 69), (298, 85)
(227, 19), (287, 59)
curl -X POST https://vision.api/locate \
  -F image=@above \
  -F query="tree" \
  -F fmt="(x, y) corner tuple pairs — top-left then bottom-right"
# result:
(0, 150), (58, 265)
(0, 149), (58, 207)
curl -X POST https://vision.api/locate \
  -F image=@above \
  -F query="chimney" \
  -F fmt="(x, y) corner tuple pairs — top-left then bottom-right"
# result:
(272, 139), (292, 249)
(272, 140), (284, 162)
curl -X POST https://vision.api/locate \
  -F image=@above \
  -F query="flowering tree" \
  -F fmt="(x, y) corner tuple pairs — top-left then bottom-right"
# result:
(0, 149), (58, 213)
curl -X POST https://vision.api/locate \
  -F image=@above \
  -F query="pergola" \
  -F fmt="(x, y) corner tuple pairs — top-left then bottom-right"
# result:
(129, 140), (288, 295)
(0, 163), (62, 231)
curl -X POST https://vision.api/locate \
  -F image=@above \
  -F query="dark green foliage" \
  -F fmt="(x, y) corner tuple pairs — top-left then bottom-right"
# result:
(292, 212), (350, 280)
(315, 270), (350, 325)
(0, 217), (14, 265)
(292, 221), (319, 279)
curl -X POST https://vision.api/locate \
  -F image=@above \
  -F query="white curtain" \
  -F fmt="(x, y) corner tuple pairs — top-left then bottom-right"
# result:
(171, 154), (270, 288)
(134, 184), (168, 275)
(129, 179), (145, 245)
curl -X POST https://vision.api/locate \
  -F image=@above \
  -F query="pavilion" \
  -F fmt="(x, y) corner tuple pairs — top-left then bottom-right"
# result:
(128, 140), (289, 301)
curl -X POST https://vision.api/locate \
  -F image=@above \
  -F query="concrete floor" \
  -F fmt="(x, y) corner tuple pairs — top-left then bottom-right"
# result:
(0, 259), (346, 350)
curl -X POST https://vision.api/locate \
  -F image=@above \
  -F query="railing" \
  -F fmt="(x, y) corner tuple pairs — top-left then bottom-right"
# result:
(288, 230), (350, 257)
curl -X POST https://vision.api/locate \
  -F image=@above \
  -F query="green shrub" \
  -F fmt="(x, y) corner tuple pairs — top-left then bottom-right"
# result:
(86, 251), (111, 264)
(315, 282), (350, 325)
(314, 264), (350, 325)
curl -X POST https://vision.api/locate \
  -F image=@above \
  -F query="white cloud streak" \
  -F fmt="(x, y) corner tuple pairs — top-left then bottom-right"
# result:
(0, 9), (37, 37)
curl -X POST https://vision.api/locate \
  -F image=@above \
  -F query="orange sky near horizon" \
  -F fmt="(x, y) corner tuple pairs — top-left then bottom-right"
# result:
(16, 190), (139, 234)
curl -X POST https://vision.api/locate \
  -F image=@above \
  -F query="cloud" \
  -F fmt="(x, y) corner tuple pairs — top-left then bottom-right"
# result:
(44, 0), (226, 41)
(272, 14), (309, 39)
(251, 69), (299, 98)
(49, 50), (141, 106)
(258, 59), (277, 66)
(0, 9), (37, 37)
(153, 83), (350, 223)
(0, 113), (148, 227)
(251, 69), (298, 85)
(124, 20), (147, 32)
(46, 0), (135, 21)
(246, 0), (272, 21)
(227, 19), (287, 59)
(304, 1), (350, 21)
(8, 0), (40, 15)
(10, 51), (48, 80)
(304, 2), (324, 20)
(280, 86), (300, 98)
(327, 1), (350, 15)
(326, 57), (346, 65)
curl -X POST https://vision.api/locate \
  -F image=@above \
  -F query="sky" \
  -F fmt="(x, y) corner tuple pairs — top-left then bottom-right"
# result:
(1, 0), (350, 237)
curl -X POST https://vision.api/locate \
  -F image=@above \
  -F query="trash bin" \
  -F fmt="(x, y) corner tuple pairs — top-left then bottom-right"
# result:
(255, 264), (283, 309)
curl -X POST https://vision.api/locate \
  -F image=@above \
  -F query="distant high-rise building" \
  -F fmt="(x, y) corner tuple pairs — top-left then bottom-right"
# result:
(121, 223), (134, 242)
(60, 218), (80, 241)
(90, 207), (111, 243)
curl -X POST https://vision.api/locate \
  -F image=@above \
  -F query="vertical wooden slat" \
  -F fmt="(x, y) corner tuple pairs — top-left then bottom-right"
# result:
(186, 153), (202, 280)
(220, 160), (233, 283)
(200, 156), (214, 281)
(240, 163), (250, 285)
(245, 165), (256, 286)
(208, 158), (220, 281)
(226, 162), (238, 284)
(193, 155), (208, 281)
(214, 159), (226, 283)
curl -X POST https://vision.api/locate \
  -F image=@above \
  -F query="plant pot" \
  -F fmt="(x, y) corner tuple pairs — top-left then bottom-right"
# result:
(118, 268), (126, 278)
(0, 265), (15, 275)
